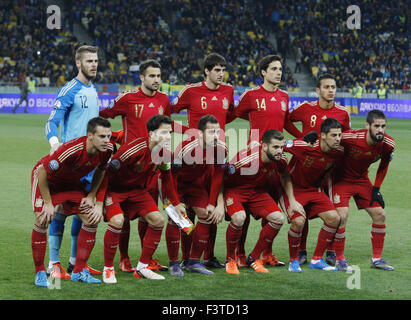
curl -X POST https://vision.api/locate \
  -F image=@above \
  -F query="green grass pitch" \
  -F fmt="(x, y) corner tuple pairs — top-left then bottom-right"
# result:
(0, 113), (410, 300)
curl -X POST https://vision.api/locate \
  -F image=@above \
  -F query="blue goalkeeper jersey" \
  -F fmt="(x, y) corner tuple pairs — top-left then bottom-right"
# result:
(45, 77), (99, 143)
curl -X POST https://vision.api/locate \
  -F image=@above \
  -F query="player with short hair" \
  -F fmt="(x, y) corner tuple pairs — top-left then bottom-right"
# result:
(172, 53), (235, 269)
(331, 110), (395, 271)
(45, 45), (101, 278)
(99, 59), (186, 273)
(224, 130), (305, 275)
(169, 115), (227, 275)
(289, 73), (351, 266)
(284, 118), (345, 272)
(100, 115), (186, 282)
(230, 54), (302, 267)
(31, 117), (113, 287)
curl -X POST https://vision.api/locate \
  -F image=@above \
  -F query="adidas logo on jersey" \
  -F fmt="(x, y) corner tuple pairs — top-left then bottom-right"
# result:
(212, 96), (218, 101)
(271, 97), (276, 101)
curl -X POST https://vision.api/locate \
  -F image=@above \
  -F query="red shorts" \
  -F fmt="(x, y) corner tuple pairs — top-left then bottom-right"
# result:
(104, 189), (159, 221)
(177, 180), (209, 209)
(331, 178), (380, 209)
(290, 187), (336, 220)
(31, 165), (86, 215)
(224, 188), (281, 220)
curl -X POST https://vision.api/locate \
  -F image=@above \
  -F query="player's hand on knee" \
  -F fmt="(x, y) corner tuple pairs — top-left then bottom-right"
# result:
(39, 202), (55, 226)
(289, 199), (306, 219)
(370, 186), (385, 208)
(80, 196), (95, 214)
(87, 202), (103, 225)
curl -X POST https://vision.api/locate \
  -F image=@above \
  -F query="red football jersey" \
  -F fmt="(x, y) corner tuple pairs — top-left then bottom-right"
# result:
(172, 81), (234, 129)
(285, 139), (344, 189)
(289, 100), (351, 135)
(100, 87), (171, 143)
(40, 136), (113, 187)
(339, 129), (395, 180)
(234, 86), (297, 141)
(225, 146), (288, 190)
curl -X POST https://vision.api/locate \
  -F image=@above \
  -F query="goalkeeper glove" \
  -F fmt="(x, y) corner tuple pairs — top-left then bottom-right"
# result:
(303, 130), (318, 144)
(370, 186), (385, 208)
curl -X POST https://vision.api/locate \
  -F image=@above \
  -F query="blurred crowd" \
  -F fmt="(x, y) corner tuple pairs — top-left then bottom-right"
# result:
(1, 0), (409, 94)
(263, 0), (410, 92)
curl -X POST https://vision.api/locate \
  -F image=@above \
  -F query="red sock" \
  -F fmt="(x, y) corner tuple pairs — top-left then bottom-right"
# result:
(288, 227), (302, 261)
(190, 220), (211, 260)
(137, 218), (148, 250)
(104, 224), (122, 267)
(139, 224), (163, 265)
(236, 214), (250, 256)
(371, 224), (386, 259)
(166, 223), (180, 262)
(334, 227), (346, 260)
(119, 218), (130, 260)
(73, 225), (97, 273)
(32, 224), (47, 274)
(203, 223), (217, 261)
(300, 220), (309, 251)
(226, 222), (243, 260)
(261, 219), (272, 257)
(250, 222), (282, 260)
(312, 223), (336, 260)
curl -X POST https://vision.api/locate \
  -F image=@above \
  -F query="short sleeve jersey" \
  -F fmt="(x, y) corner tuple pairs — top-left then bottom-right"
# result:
(39, 136), (113, 187)
(172, 81), (234, 129)
(285, 139), (345, 189)
(289, 100), (351, 135)
(339, 129), (395, 181)
(100, 87), (171, 143)
(234, 86), (290, 141)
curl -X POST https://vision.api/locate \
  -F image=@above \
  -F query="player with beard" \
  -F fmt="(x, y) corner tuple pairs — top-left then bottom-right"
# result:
(45, 45), (102, 278)
(288, 73), (351, 266)
(99, 59), (187, 274)
(224, 130), (304, 275)
(330, 110), (395, 271)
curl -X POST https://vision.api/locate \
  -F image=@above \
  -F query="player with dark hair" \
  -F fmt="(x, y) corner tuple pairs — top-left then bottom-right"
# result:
(99, 59), (187, 273)
(100, 115), (186, 282)
(31, 117), (113, 287)
(330, 110), (395, 271)
(172, 52), (235, 269)
(224, 130), (304, 275)
(168, 115), (227, 275)
(45, 45), (102, 278)
(289, 73), (351, 266)
(283, 118), (345, 272)
(229, 54), (302, 268)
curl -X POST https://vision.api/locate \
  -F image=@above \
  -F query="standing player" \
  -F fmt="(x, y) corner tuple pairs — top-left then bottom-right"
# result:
(12, 76), (30, 113)
(289, 73), (351, 265)
(230, 54), (302, 267)
(172, 53), (235, 268)
(224, 130), (305, 275)
(284, 118), (345, 272)
(331, 110), (395, 270)
(168, 115), (227, 276)
(100, 59), (185, 273)
(101, 115), (186, 283)
(31, 117), (113, 287)
(45, 45), (101, 278)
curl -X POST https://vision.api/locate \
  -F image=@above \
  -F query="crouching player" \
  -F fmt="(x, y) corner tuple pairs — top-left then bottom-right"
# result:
(331, 110), (395, 270)
(31, 117), (113, 287)
(224, 129), (305, 274)
(101, 115), (186, 283)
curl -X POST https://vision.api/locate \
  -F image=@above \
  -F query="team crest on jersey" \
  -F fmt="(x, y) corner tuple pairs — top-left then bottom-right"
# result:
(110, 159), (121, 170)
(226, 197), (233, 206)
(106, 196), (113, 206)
(281, 100), (286, 111)
(53, 100), (61, 110)
(222, 97), (229, 109)
(322, 115), (327, 120)
(35, 198), (43, 208)
(49, 160), (59, 171)
(158, 106), (164, 115)
(285, 140), (293, 148)
(333, 193), (340, 204)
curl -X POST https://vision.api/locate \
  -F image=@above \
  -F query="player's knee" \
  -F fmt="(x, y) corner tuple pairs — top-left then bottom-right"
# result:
(291, 216), (305, 231)
(231, 211), (246, 226)
(324, 211), (340, 227)
(109, 214), (124, 229)
(371, 208), (386, 224)
(336, 208), (349, 226)
(195, 207), (207, 220)
(145, 212), (164, 228)
(266, 211), (284, 225)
